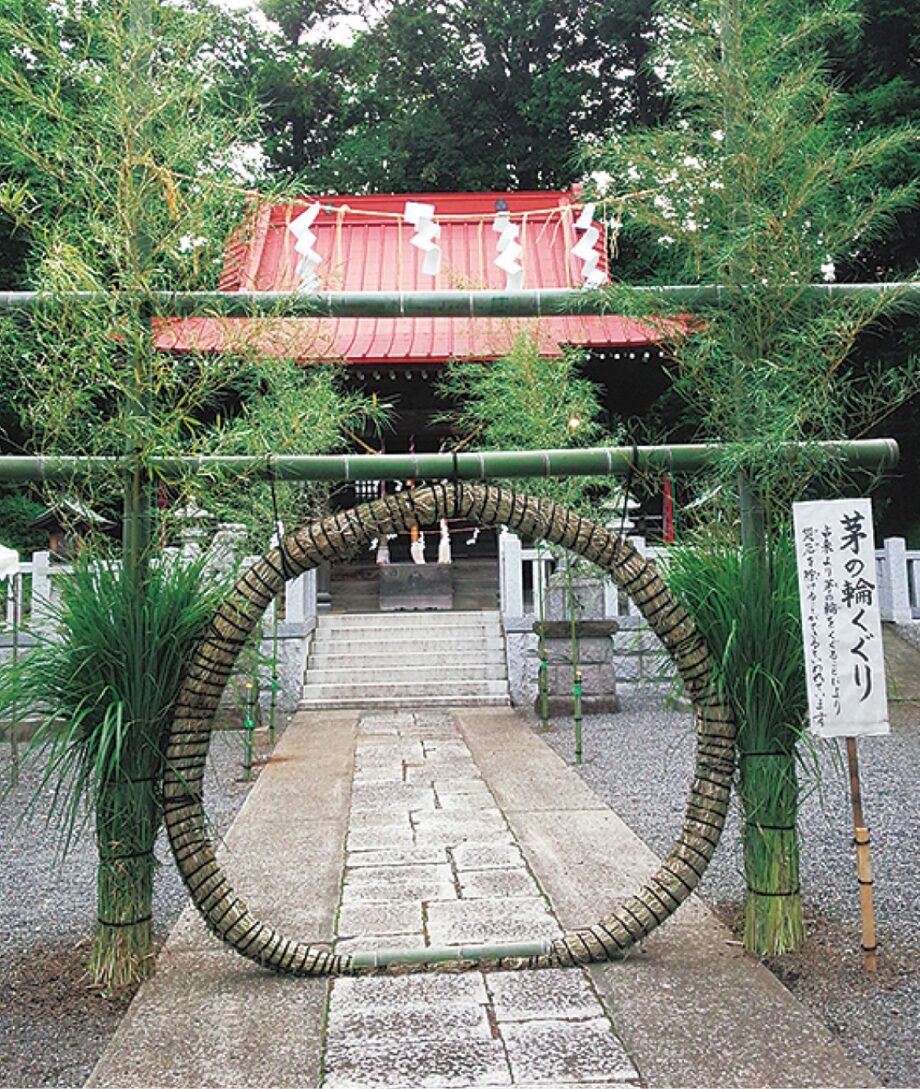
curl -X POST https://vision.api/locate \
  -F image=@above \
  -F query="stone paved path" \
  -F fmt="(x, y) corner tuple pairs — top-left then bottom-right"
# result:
(86, 705), (879, 1089)
(323, 711), (638, 1088)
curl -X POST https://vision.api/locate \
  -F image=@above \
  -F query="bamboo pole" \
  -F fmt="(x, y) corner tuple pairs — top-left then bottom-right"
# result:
(122, 3), (155, 575)
(269, 604), (279, 745)
(349, 938), (552, 969)
(242, 679), (256, 782)
(0, 439), (899, 485)
(845, 736), (878, 971)
(0, 283), (917, 316)
(9, 573), (20, 785)
(573, 670), (583, 765)
(537, 576), (549, 731)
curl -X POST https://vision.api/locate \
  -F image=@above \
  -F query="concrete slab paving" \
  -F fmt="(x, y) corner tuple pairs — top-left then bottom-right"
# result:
(457, 867), (537, 899)
(456, 707), (879, 1089)
(348, 808), (415, 829)
(453, 842), (527, 871)
(438, 789), (502, 811)
(88, 704), (878, 1089)
(413, 810), (512, 848)
(87, 710), (359, 1088)
(347, 822), (416, 851)
(334, 933), (425, 956)
(323, 1030), (511, 1089)
(350, 781), (435, 812)
(347, 844), (449, 867)
(342, 861), (457, 903)
(486, 968), (602, 1022)
(337, 900), (424, 939)
(426, 896), (559, 945)
(437, 778), (495, 796)
(500, 1018), (638, 1086)
(326, 710), (638, 1089)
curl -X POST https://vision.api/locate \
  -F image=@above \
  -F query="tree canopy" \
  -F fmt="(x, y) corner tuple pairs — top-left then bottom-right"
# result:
(248, 0), (669, 191)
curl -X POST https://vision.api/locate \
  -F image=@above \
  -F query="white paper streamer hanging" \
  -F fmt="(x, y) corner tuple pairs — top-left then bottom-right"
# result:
(493, 212), (524, 291)
(288, 203), (322, 290)
(574, 202), (596, 231)
(404, 201), (442, 277)
(572, 203), (607, 287)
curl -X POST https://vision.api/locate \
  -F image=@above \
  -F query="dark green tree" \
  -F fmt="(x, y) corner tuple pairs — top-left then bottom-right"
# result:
(828, 0), (920, 537)
(831, 0), (920, 279)
(250, 0), (669, 190)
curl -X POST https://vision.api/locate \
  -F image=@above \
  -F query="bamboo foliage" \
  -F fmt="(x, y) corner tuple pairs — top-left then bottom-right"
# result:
(437, 331), (622, 729)
(665, 536), (811, 954)
(0, 551), (229, 988)
(591, 0), (919, 955)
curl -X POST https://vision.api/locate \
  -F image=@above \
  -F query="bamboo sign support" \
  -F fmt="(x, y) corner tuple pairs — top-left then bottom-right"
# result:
(793, 499), (888, 970)
(845, 737), (878, 972)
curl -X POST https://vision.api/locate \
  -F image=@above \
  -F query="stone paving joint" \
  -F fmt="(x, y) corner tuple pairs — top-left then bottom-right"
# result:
(322, 710), (639, 1088)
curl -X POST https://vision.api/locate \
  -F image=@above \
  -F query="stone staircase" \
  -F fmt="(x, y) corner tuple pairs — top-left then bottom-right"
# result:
(299, 610), (510, 709)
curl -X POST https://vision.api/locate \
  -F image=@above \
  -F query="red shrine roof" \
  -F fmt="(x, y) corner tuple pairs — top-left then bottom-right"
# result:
(155, 189), (664, 364)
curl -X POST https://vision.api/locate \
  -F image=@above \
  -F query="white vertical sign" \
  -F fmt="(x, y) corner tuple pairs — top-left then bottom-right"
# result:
(793, 499), (889, 738)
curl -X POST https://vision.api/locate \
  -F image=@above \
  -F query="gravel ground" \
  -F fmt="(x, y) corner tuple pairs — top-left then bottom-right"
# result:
(540, 695), (920, 1089)
(0, 726), (271, 1089)
(894, 620), (920, 653)
(2, 694), (917, 1088)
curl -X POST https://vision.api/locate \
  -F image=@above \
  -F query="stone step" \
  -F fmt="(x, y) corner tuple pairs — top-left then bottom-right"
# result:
(309, 636), (506, 659)
(304, 609), (508, 708)
(301, 679), (510, 701)
(315, 635), (503, 649)
(305, 663), (508, 683)
(308, 646), (505, 668)
(320, 610), (501, 630)
(298, 693), (510, 709)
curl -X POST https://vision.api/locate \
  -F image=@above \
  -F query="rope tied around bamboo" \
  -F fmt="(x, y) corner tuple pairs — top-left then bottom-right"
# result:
(163, 482), (737, 976)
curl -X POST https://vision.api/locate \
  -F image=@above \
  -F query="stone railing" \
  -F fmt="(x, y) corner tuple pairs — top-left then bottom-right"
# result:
(497, 529), (673, 708)
(874, 537), (920, 623)
(1, 535), (318, 715)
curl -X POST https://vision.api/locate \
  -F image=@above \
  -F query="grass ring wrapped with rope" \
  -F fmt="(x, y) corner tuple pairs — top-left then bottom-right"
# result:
(163, 482), (736, 976)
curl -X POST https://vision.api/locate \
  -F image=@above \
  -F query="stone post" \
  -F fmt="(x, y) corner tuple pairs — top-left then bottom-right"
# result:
(499, 530), (524, 619)
(30, 550), (53, 634)
(884, 537), (912, 623)
(533, 619), (620, 714)
(207, 522), (248, 578)
(175, 503), (210, 563)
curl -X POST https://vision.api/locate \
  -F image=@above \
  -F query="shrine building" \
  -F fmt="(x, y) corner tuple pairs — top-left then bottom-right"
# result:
(157, 188), (672, 611)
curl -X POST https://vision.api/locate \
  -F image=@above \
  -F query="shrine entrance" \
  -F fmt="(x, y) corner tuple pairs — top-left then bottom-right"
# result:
(164, 481), (737, 977)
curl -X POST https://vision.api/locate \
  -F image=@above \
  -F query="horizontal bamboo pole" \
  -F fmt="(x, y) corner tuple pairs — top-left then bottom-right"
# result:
(0, 283), (917, 317)
(348, 939), (551, 969)
(0, 439), (898, 484)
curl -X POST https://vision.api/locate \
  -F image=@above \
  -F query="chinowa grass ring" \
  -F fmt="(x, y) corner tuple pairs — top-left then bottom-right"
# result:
(163, 482), (735, 976)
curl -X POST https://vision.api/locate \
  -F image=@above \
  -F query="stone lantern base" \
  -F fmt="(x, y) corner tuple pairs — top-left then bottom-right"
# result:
(532, 619), (620, 715)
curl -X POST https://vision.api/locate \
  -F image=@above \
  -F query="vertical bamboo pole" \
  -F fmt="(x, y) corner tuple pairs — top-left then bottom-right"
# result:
(538, 637), (549, 730)
(537, 555), (549, 731)
(122, 0), (154, 574)
(9, 573), (20, 785)
(573, 669), (583, 764)
(269, 599), (279, 744)
(566, 557), (581, 759)
(243, 679), (256, 781)
(845, 736), (878, 971)
(738, 471), (766, 553)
